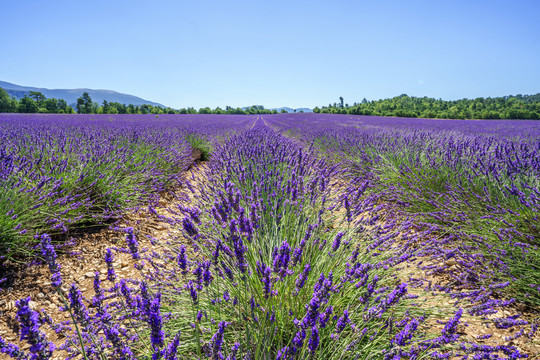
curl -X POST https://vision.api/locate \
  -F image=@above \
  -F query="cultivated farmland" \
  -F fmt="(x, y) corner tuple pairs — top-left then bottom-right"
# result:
(1, 113), (539, 359)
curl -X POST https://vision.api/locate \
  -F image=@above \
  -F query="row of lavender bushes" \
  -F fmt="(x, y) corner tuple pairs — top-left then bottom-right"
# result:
(266, 113), (540, 307)
(0, 114), (253, 260)
(1, 121), (532, 359)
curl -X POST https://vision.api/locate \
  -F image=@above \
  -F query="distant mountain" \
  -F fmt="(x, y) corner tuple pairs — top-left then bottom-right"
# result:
(271, 107), (313, 113)
(240, 105), (313, 113)
(0, 81), (165, 107)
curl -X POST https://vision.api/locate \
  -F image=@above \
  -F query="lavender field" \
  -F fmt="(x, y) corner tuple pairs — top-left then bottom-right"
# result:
(1, 113), (539, 359)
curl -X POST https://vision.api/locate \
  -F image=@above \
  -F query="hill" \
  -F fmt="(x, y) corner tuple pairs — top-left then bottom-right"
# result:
(0, 81), (165, 107)
(271, 107), (313, 113)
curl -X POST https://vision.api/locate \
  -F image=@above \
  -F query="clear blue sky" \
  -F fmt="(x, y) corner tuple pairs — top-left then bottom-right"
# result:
(1, 0), (539, 109)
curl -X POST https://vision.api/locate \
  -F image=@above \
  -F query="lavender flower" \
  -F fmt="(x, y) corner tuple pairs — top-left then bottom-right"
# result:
(393, 318), (419, 346)
(291, 328), (306, 354)
(213, 240), (222, 264)
(335, 309), (350, 333)
(233, 237), (247, 274)
(0, 336), (28, 359)
(332, 232), (344, 252)
(187, 281), (198, 305)
(272, 241), (292, 278)
(295, 264), (311, 295)
(39, 234), (62, 288)
(202, 260), (213, 287)
(303, 294), (321, 328)
(182, 217), (199, 238)
(308, 327), (320, 353)
(68, 284), (90, 328)
(15, 297), (54, 359)
(261, 265), (273, 299)
(164, 330), (181, 360)
(225, 342), (240, 360)
(125, 228), (140, 260)
(211, 321), (228, 359)
(318, 306), (333, 328)
(149, 293), (164, 359)
(105, 248), (116, 282)
(121, 279), (136, 308)
(177, 245), (187, 274)
(93, 271), (103, 304)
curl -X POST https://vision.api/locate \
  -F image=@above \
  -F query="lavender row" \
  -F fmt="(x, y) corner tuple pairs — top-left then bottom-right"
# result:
(0, 114), (256, 259)
(265, 113), (540, 306)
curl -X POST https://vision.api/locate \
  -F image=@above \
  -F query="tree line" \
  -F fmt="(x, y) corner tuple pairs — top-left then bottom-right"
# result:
(314, 94), (540, 119)
(0, 88), (284, 115)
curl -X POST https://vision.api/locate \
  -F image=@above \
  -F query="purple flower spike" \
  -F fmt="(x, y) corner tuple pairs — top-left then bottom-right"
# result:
(15, 296), (55, 359)
(187, 281), (198, 305)
(165, 330), (181, 360)
(393, 318), (419, 346)
(303, 294), (321, 328)
(273, 241), (293, 278)
(295, 264), (311, 295)
(213, 240), (222, 264)
(125, 228), (140, 260)
(105, 248), (116, 282)
(442, 308), (463, 338)
(211, 321), (228, 358)
(149, 293), (165, 359)
(291, 328), (306, 354)
(308, 327), (320, 353)
(182, 217), (199, 238)
(335, 309), (350, 333)
(233, 237), (247, 274)
(332, 232), (344, 252)
(0, 336), (27, 359)
(177, 245), (187, 274)
(68, 284), (90, 327)
(93, 271), (103, 301)
(164, 330), (181, 360)
(39, 234), (62, 288)
(261, 265), (273, 299)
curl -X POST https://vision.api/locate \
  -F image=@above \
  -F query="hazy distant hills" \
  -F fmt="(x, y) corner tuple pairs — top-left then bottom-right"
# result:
(0, 81), (165, 107)
(1, 81), (314, 112)
(243, 105), (313, 113)
(271, 107), (313, 113)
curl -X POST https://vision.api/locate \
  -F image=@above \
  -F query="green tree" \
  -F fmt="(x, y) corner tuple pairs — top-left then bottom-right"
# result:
(18, 96), (38, 113)
(102, 100), (110, 114)
(29, 91), (45, 105)
(0, 87), (17, 112)
(43, 98), (58, 113)
(76, 92), (93, 114)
